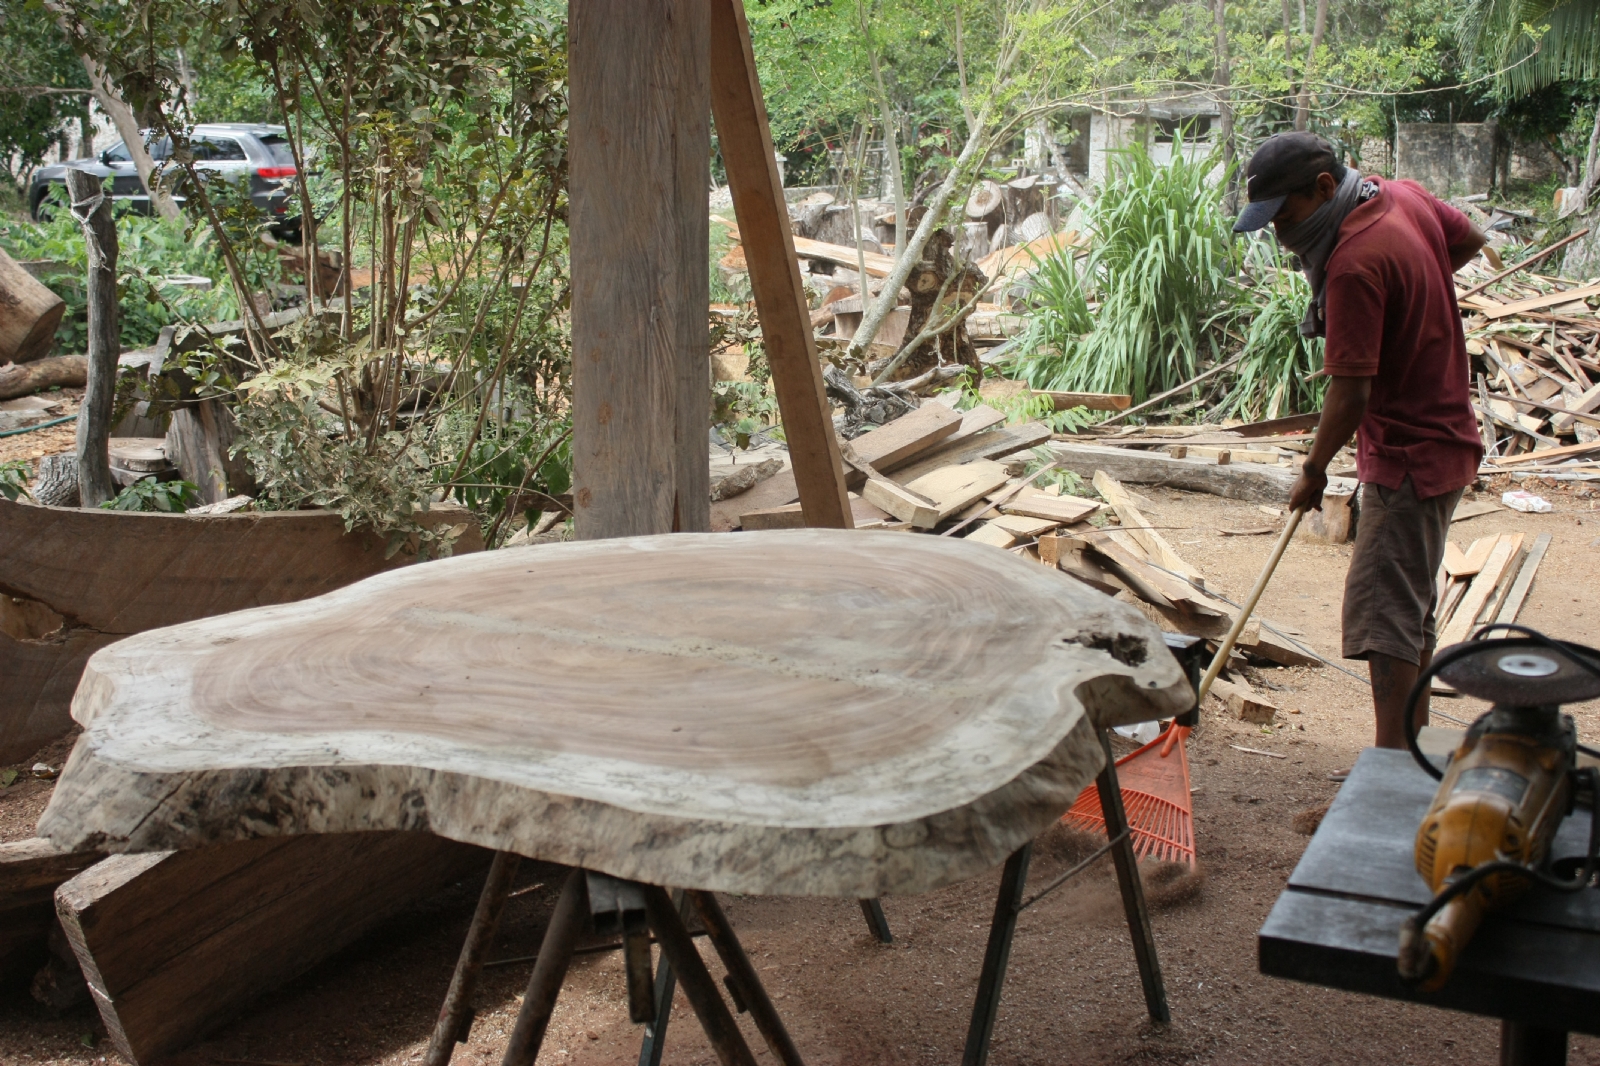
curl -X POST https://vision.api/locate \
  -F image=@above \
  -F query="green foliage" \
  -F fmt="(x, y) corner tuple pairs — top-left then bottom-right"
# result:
(1011, 138), (1240, 402)
(946, 378), (1090, 434)
(1219, 244), (1329, 421)
(1021, 446), (1094, 498)
(0, 206), (257, 353)
(0, 0), (92, 180)
(1463, 0), (1600, 95)
(712, 379), (779, 450)
(0, 460), (33, 502)
(100, 477), (202, 512)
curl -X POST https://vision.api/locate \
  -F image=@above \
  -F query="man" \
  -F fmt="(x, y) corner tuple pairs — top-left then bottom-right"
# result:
(1233, 133), (1486, 759)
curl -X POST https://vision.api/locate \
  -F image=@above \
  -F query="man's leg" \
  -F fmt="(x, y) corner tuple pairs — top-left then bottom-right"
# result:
(1370, 646), (1433, 749)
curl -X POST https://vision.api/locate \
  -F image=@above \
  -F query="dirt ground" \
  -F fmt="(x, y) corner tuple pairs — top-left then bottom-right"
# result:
(3, 472), (1599, 1066)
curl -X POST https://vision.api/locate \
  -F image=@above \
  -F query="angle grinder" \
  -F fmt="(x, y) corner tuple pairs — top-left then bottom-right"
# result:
(1396, 625), (1600, 992)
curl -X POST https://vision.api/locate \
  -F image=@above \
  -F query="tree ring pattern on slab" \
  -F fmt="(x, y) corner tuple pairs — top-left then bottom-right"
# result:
(42, 530), (1189, 896)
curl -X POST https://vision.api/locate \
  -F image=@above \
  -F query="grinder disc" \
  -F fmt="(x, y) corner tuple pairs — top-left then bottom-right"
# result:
(1437, 638), (1600, 705)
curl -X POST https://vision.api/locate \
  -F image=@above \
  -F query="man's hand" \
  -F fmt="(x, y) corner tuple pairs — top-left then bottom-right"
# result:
(1289, 462), (1328, 513)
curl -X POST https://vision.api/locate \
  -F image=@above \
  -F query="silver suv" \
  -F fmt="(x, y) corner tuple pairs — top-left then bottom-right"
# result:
(29, 122), (301, 236)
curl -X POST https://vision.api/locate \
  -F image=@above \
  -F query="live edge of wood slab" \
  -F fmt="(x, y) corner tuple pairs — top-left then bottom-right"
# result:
(39, 529), (1189, 899)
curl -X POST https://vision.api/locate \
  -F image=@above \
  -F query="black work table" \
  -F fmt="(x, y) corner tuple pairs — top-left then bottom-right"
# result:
(1259, 747), (1599, 1064)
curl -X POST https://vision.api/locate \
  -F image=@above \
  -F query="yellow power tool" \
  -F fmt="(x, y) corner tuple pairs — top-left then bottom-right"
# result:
(1396, 627), (1600, 991)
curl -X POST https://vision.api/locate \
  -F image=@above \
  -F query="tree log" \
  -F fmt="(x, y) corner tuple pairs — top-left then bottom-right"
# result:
(0, 248), (65, 363)
(31, 453), (80, 507)
(39, 530), (1191, 899)
(0, 355), (86, 401)
(65, 169), (117, 508)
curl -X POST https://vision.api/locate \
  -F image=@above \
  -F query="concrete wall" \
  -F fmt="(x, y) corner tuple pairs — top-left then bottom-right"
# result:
(1087, 113), (1217, 186)
(1396, 122), (1497, 197)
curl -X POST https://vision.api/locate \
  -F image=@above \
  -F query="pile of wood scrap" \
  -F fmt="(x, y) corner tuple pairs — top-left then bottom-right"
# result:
(1432, 532), (1552, 692)
(1454, 252), (1600, 475)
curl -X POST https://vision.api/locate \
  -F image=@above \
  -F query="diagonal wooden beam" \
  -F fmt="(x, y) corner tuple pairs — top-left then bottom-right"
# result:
(709, 0), (853, 529)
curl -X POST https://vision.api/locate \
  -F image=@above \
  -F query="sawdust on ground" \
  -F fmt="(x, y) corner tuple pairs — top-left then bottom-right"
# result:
(3, 473), (1599, 1066)
(0, 389), (82, 467)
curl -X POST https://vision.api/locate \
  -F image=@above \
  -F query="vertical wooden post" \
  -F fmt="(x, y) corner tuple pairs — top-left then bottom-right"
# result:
(570, 0), (712, 539)
(709, 0), (853, 529)
(64, 169), (117, 508)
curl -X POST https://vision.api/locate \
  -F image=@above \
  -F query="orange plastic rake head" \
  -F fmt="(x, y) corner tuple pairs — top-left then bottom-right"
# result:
(1062, 723), (1195, 867)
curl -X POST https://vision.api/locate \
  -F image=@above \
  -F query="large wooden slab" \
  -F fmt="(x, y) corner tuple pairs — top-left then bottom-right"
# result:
(41, 530), (1188, 898)
(0, 498), (482, 764)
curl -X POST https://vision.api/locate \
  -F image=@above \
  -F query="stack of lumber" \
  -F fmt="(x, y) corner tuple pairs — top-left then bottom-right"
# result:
(1453, 254), (1600, 473)
(1432, 531), (1552, 691)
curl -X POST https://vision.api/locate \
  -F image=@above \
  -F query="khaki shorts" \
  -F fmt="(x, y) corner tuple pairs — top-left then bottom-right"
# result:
(1341, 476), (1464, 665)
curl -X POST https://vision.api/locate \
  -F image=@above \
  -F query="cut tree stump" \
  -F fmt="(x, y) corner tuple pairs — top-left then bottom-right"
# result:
(55, 833), (488, 1065)
(0, 248), (66, 364)
(0, 496), (482, 763)
(1050, 442), (1358, 506)
(39, 529), (1191, 899)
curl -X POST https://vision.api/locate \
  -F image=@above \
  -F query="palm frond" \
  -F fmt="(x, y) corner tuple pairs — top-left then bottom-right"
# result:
(1462, 0), (1600, 93)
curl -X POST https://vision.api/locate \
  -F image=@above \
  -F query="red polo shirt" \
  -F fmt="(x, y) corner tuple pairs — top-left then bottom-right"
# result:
(1323, 178), (1483, 498)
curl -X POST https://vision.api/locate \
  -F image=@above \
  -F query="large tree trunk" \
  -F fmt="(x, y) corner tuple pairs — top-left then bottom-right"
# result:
(0, 355), (86, 400)
(881, 230), (982, 382)
(1214, 0), (1237, 211)
(0, 249), (66, 364)
(65, 170), (117, 508)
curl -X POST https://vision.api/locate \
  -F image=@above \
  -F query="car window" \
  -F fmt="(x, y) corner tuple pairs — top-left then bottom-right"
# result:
(102, 141), (131, 163)
(259, 135), (297, 166)
(149, 137), (172, 161)
(193, 137), (247, 161)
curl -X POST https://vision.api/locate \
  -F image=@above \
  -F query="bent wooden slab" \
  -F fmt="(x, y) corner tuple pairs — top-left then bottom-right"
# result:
(0, 497), (481, 763)
(41, 529), (1188, 898)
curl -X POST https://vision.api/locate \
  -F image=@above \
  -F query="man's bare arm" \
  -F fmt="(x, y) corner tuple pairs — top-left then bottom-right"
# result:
(1447, 222), (1487, 272)
(1289, 375), (1373, 512)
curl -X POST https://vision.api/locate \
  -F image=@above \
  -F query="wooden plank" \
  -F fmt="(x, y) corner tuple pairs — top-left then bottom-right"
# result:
(1437, 534), (1524, 648)
(963, 522), (1019, 549)
(887, 422), (1051, 482)
(1487, 438), (1600, 466)
(1231, 412), (1320, 437)
(1451, 537), (1494, 578)
(789, 234), (896, 277)
(56, 833), (489, 1065)
(1452, 498), (1501, 523)
(738, 495), (890, 531)
(708, 0), (851, 529)
(1000, 491), (1101, 525)
(0, 839), (105, 975)
(844, 403), (963, 487)
(571, 0), (711, 537)
(990, 513), (1059, 538)
(37, 530), (1195, 900)
(1441, 541), (1467, 577)
(950, 403), (1006, 440)
(1049, 442), (1316, 505)
(901, 459), (1012, 521)
(1092, 471), (1205, 587)
(1480, 280), (1600, 319)
(1493, 532), (1552, 625)
(1209, 677), (1278, 724)
(858, 476), (941, 527)
(1551, 381), (1600, 433)
(1037, 390), (1131, 412)
(1300, 484), (1356, 544)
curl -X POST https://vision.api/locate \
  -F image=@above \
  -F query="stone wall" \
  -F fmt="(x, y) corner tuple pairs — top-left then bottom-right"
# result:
(1396, 122), (1498, 197)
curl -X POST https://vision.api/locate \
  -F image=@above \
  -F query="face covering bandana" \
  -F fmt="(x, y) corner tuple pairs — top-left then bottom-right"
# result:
(1273, 168), (1373, 337)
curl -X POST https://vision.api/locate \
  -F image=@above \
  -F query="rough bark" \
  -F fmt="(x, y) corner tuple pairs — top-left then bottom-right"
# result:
(0, 249), (66, 364)
(64, 170), (116, 508)
(1293, 0), (1329, 131)
(77, 56), (180, 221)
(0, 355), (86, 401)
(880, 230), (983, 381)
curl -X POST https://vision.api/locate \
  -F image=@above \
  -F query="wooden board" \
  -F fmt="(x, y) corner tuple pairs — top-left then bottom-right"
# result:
(1437, 533), (1524, 649)
(1300, 483), (1356, 545)
(1049, 442), (1330, 505)
(1488, 439), (1600, 466)
(845, 403), (963, 487)
(39, 530), (1191, 899)
(1450, 537), (1494, 578)
(1480, 281), (1600, 319)
(963, 522), (1019, 548)
(900, 459), (1012, 522)
(1038, 391), (1131, 412)
(1093, 472), (1205, 587)
(950, 404), (1006, 440)
(887, 422), (1051, 483)
(0, 838), (104, 979)
(858, 475), (941, 528)
(1493, 532), (1551, 626)
(708, 0), (852, 529)
(570, 0), (711, 537)
(739, 494), (891, 531)
(56, 833), (488, 1065)
(0, 498), (482, 764)
(1259, 748), (1600, 1037)
(1000, 491), (1101, 524)
(990, 513), (1059, 538)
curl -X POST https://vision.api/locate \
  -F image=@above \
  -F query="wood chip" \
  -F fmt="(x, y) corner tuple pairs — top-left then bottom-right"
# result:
(1218, 526), (1275, 536)
(1229, 744), (1287, 759)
